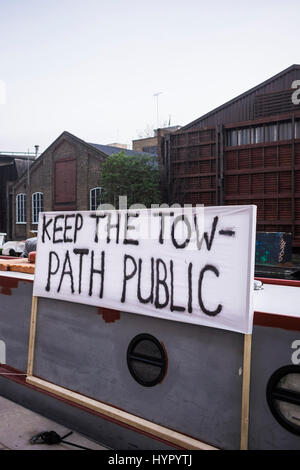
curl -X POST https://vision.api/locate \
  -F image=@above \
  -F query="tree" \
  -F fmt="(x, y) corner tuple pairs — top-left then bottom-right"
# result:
(101, 151), (162, 208)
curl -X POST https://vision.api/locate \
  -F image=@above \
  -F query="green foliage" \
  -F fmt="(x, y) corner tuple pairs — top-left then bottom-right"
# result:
(101, 151), (162, 207)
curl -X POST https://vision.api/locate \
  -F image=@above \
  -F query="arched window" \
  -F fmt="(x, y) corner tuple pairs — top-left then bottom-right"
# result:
(16, 193), (26, 224)
(32, 192), (43, 224)
(90, 187), (103, 210)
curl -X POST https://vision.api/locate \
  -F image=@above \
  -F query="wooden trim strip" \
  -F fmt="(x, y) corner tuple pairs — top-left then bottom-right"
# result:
(240, 334), (252, 450)
(27, 296), (38, 376)
(0, 364), (181, 449)
(26, 375), (218, 451)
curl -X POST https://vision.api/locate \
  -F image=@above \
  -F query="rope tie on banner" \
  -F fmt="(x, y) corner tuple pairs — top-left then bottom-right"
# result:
(30, 431), (93, 450)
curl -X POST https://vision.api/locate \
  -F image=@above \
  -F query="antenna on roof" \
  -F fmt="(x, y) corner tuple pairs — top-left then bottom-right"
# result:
(153, 92), (162, 129)
(34, 145), (39, 159)
(27, 149), (30, 187)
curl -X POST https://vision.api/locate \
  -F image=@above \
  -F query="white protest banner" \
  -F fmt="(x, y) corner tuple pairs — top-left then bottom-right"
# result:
(33, 205), (256, 334)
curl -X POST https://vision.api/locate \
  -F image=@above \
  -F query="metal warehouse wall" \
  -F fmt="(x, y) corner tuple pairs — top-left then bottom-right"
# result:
(162, 127), (218, 207)
(161, 112), (300, 247)
(182, 66), (300, 130)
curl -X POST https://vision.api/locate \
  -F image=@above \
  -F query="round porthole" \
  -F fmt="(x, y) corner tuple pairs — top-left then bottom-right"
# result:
(127, 333), (168, 387)
(267, 365), (300, 435)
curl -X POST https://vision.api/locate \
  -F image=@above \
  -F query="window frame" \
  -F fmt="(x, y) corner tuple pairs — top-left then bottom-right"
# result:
(32, 192), (43, 225)
(90, 187), (103, 211)
(16, 193), (27, 224)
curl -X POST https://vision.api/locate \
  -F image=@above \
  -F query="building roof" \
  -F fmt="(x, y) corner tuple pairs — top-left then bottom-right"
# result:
(12, 131), (157, 188)
(181, 64), (300, 130)
(0, 154), (35, 179)
(0, 153), (35, 161)
(89, 143), (152, 157)
(14, 159), (30, 178)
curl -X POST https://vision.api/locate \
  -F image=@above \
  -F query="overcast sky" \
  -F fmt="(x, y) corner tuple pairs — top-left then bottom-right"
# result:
(0, 0), (299, 152)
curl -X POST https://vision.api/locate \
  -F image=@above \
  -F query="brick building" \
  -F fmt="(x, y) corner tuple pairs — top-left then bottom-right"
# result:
(12, 131), (148, 240)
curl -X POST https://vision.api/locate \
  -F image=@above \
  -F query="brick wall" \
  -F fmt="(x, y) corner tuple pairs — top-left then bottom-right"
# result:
(132, 136), (157, 153)
(12, 133), (105, 240)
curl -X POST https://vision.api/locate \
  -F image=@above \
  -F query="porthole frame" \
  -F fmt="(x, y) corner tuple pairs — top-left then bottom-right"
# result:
(127, 333), (168, 387)
(266, 364), (300, 436)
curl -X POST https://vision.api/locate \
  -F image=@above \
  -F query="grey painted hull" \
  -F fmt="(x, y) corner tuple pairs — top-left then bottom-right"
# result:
(0, 273), (299, 449)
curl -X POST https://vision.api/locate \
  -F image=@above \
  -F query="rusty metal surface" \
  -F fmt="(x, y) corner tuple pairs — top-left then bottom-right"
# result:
(223, 116), (300, 246)
(168, 127), (217, 206)
(161, 113), (300, 246)
(159, 65), (300, 246)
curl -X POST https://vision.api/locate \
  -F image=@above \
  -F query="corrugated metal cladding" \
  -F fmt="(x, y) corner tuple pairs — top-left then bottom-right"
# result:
(181, 65), (300, 130)
(254, 89), (300, 118)
(160, 65), (300, 246)
(167, 128), (218, 206)
(163, 112), (300, 246)
(223, 137), (300, 243)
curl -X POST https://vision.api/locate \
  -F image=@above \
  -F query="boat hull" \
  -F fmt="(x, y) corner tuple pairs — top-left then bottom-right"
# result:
(1, 272), (300, 449)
